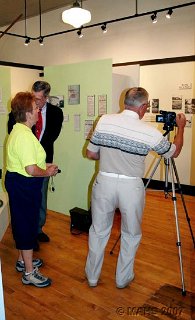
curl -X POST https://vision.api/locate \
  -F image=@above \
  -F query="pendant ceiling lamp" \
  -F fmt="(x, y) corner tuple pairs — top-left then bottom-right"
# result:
(62, 0), (91, 28)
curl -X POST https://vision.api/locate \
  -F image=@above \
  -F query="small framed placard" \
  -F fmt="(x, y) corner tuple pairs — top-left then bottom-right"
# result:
(98, 94), (107, 116)
(87, 95), (95, 117)
(74, 114), (81, 131)
(84, 120), (94, 140)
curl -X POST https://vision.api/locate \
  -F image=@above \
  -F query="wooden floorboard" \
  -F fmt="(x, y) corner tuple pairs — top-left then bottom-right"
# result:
(0, 190), (195, 320)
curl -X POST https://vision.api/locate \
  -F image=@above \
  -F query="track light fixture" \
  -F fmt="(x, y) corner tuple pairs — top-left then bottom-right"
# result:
(151, 12), (157, 23)
(24, 37), (30, 46)
(166, 8), (173, 19)
(62, 0), (91, 28)
(39, 36), (44, 45)
(3, 2), (194, 43)
(101, 23), (107, 33)
(77, 28), (83, 38)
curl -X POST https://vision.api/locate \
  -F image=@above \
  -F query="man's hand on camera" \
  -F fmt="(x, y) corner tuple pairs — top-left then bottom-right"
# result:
(176, 113), (186, 128)
(172, 113), (186, 158)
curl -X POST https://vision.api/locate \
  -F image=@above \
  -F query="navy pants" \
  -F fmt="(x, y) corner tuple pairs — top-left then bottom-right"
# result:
(5, 172), (43, 250)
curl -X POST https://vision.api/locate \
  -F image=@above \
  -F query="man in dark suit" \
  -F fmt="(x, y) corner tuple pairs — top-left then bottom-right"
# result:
(8, 81), (63, 246)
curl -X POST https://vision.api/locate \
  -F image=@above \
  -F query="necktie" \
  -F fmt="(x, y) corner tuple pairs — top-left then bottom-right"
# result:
(35, 110), (42, 140)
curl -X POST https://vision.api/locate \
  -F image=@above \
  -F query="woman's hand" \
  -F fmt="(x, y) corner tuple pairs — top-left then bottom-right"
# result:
(25, 163), (59, 177)
(46, 164), (59, 177)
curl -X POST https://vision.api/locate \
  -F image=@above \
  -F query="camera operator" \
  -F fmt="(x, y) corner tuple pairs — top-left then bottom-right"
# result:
(85, 87), (186, 289)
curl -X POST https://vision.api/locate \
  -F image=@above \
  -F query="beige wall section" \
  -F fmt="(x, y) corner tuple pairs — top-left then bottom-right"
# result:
(10, 68), (41, 99)
(112, 65), (140, 113)
(190, 63), (195, 185)
(191, 115), (195, 185)
(140, 62), (195, 186)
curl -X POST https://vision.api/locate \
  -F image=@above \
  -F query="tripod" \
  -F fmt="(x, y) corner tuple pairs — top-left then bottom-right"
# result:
(110, 130), (195, 296)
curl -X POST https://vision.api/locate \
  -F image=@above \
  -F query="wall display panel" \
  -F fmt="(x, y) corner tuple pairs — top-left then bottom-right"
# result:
(44, 59), (112, 214)
(140, 62), (195, 186)
(0, 67), (11, 192)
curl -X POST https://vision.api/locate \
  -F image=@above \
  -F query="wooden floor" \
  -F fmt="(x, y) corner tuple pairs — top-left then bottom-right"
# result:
(0, 190), (195, 320)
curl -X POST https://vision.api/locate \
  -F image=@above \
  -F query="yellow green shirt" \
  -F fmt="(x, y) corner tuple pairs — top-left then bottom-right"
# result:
(6, 123), (46, 177)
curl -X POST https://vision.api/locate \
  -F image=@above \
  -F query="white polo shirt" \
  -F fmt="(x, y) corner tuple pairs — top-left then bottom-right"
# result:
(87, 110), (175, 177)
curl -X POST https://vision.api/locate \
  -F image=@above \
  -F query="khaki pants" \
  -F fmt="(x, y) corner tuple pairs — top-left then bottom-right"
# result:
(85, 172), (145, 286)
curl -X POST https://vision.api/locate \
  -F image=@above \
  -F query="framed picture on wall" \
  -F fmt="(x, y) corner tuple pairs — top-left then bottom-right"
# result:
(68, 85), (80, 105)
(74, 114), (81, 131)
(172, 96), (182, 110)
(151, 99), (159, 113)
(49, 95), (64, 108)
(185, 98), (195, 114)
(98, 94), (107, 115)
(84, 120), (94, 140)
(87, 95), (95, 116)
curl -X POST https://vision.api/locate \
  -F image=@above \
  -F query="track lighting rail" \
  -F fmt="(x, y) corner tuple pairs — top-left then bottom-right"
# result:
(0, 1), (194, 42)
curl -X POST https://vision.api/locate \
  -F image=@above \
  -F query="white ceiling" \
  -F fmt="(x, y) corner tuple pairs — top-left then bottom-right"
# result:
(0, 0), (75, 28)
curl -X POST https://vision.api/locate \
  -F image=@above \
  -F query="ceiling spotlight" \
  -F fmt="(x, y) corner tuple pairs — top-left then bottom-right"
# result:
(39, 36), (44, 45)
(101, 23), (107, 33)
(77, 28), (83, 38)
(166, 9), (173, 19)
(151, 12), (157, 23)
(62, 0), (91, 28)
(24, 37), (30, 46)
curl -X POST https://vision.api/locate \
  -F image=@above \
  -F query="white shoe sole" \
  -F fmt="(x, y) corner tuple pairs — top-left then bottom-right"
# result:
(116, 275), (135, 289)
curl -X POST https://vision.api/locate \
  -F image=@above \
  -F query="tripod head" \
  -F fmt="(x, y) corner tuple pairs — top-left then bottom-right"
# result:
(163, 130), (172, 138)
(156, 110), (177, 133)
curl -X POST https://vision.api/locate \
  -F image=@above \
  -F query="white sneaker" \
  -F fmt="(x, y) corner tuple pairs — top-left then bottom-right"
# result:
(22, 267), (51, 288)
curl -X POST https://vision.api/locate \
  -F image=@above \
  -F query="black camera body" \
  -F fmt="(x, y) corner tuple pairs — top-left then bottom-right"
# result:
(156, 110), (177, 131)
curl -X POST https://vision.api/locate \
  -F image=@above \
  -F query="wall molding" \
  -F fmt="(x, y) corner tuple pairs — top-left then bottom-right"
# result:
(0, 60), (43, 70)
(113, 55), (195, 67)
(143, 178), (195, 196)
(1, 55), (194, 71)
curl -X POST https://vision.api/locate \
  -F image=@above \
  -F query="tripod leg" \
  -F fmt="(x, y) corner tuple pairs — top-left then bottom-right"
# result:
(145, 156), (162, 189)
(171, 158), (195, 248)
(170, 159), (186, 296)
(110, 234), (121, 255)
(164, 158), (170, 197)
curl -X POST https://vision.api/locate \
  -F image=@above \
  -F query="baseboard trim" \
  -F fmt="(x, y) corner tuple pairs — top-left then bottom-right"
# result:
(143, 179), (195, 196)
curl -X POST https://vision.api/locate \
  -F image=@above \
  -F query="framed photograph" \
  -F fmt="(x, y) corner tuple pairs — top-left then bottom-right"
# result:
(98, 94), (107, 116)
(151, 99), (159, 113)
(68, 85), (80, 105)
(185, 98), (195, 114)
(49, 95), (64, 108)
(172, 96), (182, 110)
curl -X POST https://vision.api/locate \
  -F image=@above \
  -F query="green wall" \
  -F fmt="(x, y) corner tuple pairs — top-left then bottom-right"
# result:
(0, 67), (11, 192)
(45, 59), (112, 214)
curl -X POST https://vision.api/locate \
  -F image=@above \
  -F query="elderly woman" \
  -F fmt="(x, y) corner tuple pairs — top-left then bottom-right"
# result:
(5, 92), (59, 288)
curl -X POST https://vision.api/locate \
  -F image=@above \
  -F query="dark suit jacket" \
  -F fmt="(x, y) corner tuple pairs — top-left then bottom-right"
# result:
(8, 103), (63, 163)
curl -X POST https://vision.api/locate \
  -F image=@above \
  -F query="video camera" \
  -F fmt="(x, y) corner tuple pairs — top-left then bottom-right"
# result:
(156, 110), (177, 132)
